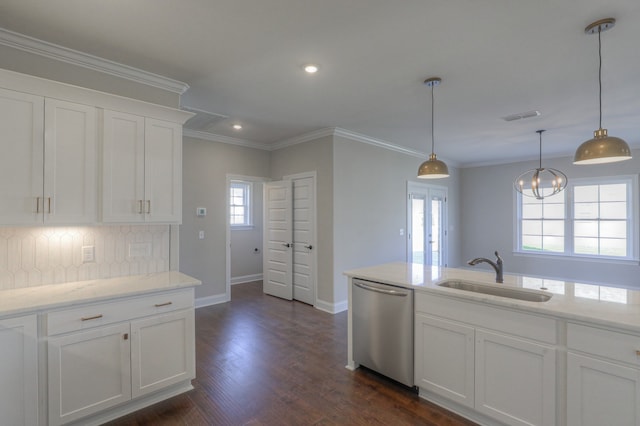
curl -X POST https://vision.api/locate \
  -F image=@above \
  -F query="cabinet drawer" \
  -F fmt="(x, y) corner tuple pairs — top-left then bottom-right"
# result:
(567, 322), (640, 366)
(416, 291), (557, 344)
(46, 288), (193, 336)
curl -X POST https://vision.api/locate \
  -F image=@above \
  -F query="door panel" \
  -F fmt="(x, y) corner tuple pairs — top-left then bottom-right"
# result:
(263, 181), (293, 300)
(292, 176), (315, 305)
(407, 182), (447, 266)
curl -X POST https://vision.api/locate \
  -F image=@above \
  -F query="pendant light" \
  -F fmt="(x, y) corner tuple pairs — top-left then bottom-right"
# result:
(417, 77), (449, 179)
(574, 18), (631, 165)
(515, 130), (568, 200)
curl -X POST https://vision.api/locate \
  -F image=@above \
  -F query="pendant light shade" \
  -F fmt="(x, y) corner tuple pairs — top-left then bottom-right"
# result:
(514, 130), (568, 200)
(574, 18), (631, 165)
(418, 77), (449, 179)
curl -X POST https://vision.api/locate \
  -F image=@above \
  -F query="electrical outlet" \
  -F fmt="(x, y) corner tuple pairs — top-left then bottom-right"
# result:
(81, 246), (95, 263)
(199, 231), (205, 239)
(128, 242), (151, 258)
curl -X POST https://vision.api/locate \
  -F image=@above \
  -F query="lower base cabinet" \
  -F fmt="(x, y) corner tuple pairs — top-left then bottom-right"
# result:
(415, 293), (557, 426)
(0, 314), (38, 426)
(566, 322), (640, 426)
(47, 289), (195, 425)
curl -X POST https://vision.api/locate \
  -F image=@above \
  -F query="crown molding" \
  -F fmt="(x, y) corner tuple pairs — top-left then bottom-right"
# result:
(183, 129), (270, 150)
(0, 27), (190, 94)
(269, 128), (335, 150)
(332, 128), (426, 158)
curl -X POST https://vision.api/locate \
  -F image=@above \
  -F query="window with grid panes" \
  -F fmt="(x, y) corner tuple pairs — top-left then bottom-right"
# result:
(230, 181), (251, 227)
(516, 176), (637, 260)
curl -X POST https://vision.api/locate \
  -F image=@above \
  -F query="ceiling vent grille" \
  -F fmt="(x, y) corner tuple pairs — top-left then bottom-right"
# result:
(181, 106), (228, 132)
(502, 110), (541, 122)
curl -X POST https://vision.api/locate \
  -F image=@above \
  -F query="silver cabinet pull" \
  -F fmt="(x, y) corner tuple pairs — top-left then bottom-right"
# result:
(36, 197), (41, 213)
(138, 200), (144, 214)
(81, 314), (103, 321)
(154, 301), (172, 307)
(48, 197), (52, 214)
(146, 200), (151, 214)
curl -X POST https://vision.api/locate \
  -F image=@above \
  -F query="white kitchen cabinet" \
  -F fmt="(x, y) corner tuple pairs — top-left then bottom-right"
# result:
(102, 110), (182, 223)
(0, 314), (39, 426)
(567, 323), (640, 426)
(0, 88), (97, 225)
(131, 309), (195, 398)
(415, 292), (557, 426)
(48, 322), (132, 425)
(415, 313), (474, 408)
(46, 289), (195, 425)
(475, 330), (556, 426)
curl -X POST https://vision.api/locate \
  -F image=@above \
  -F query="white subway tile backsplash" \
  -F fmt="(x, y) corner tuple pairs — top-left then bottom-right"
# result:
(0, 225), (171, 290)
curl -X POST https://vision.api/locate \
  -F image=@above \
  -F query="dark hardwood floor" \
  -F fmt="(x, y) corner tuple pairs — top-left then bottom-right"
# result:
(106, 281), (477, 426)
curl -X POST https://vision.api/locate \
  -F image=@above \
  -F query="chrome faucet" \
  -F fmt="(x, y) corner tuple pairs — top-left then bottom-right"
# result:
(468, 251), (503, 283)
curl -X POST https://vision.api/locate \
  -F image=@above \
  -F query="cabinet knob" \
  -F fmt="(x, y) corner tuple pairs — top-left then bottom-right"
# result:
(123, 333), (129, 340)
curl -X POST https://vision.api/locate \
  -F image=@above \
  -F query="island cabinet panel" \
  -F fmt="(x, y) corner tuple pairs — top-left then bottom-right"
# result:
(414, 292), (557, 426)
(415, 313), (474, 408)
(0, 314), (38, 426)
(567, 323), (640, 426)
(475, 330), (556, 426)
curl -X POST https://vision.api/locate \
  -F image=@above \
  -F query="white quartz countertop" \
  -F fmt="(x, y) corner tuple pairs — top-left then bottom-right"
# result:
(345, 262), (640, 333)
(0, 271), (201, 317)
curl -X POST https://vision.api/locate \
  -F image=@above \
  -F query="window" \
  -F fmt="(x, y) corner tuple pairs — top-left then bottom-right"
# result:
(230, 181), (252, 227)
(516, 176), (637, 261)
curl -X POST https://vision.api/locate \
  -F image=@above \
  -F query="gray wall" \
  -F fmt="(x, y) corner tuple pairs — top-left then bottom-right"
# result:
(461, 150), (640, 289)
(181, 136), (270, 300)
(269, 136), (334, 304)
(230, 181), (264, 281)
(332, 136), (462, 304)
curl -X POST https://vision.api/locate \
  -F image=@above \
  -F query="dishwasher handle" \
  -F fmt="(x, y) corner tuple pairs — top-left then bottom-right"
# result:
(353, 281), (408, 296)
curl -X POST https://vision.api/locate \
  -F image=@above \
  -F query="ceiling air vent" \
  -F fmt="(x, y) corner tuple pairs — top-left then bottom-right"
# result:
(502, 110), (541, 122)
(181, 106), (228, 132)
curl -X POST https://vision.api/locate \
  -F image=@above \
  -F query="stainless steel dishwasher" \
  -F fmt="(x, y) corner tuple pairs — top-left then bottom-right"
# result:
(352, 278), (414, 387)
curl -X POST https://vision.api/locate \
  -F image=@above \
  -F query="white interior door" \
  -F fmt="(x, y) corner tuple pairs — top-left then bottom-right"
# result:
(291, 175), (316, 305)
(407, 182), (448, 266)
(263, 180), (293, 300)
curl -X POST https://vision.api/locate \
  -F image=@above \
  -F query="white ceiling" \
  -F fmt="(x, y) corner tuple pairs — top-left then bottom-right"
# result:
(0, 0), (638, 167)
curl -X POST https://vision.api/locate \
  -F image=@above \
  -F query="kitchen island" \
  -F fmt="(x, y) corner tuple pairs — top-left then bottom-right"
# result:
(0, 271), (201, 426)
(345, 262), (640, 426)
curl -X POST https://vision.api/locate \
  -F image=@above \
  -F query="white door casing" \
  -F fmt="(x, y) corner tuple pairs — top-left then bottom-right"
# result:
(263, 180), (293, 300)
(291, 175), (316, 305)
(407, 181), (448, 266)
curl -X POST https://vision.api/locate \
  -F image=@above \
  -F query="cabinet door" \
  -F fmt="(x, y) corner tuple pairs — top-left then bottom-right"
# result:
(567, 352), (640, 426)
(131, 309), (195, 398)
(48, 323), (131, 426)
(144, 118), (182, 223)
(415, 313), (474, 408)
(44, 99), (97, 224)
(475, 330), (556, 426)
(102, 110), (145, 222)
(0, 88), (44, 225)
(0, 315), (38, 426)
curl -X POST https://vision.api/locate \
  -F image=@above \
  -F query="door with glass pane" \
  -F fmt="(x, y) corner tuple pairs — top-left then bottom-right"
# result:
(407, 182), (447, 266)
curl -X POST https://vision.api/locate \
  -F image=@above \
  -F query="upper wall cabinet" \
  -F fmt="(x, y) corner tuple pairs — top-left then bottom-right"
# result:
(0, 88), (97, 225)
(102, 110), (182, 223)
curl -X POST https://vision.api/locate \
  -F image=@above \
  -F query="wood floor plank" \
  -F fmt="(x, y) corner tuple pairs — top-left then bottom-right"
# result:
(105, 281), (477, 426)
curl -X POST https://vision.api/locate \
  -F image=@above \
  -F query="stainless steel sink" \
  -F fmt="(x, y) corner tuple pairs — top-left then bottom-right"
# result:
(437, 280), (552, 302)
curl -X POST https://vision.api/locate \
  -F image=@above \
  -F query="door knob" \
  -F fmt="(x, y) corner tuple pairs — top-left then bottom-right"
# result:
(282, 243), (291, 248)
(304, 244), (313, 250)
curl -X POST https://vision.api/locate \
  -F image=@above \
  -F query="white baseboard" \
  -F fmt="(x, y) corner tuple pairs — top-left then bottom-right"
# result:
(195, 293), (229, 308)
(230, 273), (263, 285)
(315, 298), (348, 314)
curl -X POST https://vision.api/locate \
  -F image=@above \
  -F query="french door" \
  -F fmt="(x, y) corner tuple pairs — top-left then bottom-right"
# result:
(407, 182), (447, 266)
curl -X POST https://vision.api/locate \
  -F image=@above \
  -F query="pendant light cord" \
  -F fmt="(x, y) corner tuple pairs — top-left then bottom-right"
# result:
(430, 84), (435, 155)
(598, 28), (603, 129)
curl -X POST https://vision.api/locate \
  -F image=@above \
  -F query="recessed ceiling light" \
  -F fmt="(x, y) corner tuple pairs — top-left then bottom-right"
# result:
(304, 64), (319, 74)
(232, 124), (242, 130)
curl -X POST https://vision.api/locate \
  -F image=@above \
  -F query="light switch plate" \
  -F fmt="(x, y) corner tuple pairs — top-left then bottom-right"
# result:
(196, 207), (207, 216)
(81, 246), (95, 263)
